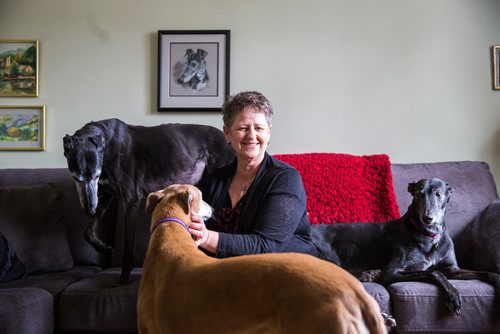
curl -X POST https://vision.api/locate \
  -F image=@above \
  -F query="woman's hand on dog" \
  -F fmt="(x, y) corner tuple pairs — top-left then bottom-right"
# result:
(190, 214), (219, 254)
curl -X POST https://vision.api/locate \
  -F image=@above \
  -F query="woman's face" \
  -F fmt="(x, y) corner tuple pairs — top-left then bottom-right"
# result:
(224, 107), (272, 165)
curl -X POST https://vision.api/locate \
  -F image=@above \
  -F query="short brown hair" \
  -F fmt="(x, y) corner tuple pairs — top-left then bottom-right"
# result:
(221, 91), (273, 128)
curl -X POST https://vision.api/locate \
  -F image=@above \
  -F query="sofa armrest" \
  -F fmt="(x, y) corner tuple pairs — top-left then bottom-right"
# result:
(468, 198), (500, 274)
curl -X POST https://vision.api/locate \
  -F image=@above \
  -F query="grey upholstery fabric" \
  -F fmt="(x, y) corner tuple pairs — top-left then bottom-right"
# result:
(0, 288), (54, 334)
(0, 168), (109, 267)
(58, 267), (141, 332)
(467, 199), (500, 274)
(388, 280), (500, 333)
(362, 282), (392, 314)
(0, 183), (73, 273)
(0, 266), (100, 295)
(0, 160), (498, 334)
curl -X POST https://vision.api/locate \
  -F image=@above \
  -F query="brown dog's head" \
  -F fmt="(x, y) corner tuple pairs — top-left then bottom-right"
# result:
(146, 184), (212, 228)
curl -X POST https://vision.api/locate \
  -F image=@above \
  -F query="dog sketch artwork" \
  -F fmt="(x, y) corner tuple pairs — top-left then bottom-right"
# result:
(170, 42), (219, 96)
(176, 48), (209, 91)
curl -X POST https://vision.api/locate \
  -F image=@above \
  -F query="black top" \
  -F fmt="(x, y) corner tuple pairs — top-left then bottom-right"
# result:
(197, 152), (318, 258)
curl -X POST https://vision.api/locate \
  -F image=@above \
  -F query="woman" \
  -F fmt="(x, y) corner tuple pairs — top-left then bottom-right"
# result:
(189, 91), (318, 258)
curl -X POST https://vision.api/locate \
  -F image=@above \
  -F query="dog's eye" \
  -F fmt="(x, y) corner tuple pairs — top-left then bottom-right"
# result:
(436, 192), (442, 198)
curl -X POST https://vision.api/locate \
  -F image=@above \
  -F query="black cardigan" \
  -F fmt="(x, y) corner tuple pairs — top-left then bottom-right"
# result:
(197, 152), (318, 258)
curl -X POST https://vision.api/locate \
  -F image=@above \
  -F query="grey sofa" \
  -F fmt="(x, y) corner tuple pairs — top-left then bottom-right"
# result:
(0, 158), (499, 333)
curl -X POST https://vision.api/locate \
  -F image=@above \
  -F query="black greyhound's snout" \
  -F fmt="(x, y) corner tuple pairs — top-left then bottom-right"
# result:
(422, 215), (433, 224)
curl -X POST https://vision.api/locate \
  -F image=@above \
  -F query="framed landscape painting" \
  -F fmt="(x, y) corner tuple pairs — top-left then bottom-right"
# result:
(158, 30), (230, 111)
(0, 40), (39, 97)
(0, 106), (45, 151)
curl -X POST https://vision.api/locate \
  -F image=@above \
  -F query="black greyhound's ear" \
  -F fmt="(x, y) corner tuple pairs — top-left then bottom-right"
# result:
(177, 190), (194, 215)
(407, 182), (418, 195)
(145, 191), (165, 215)
(63, 135), (73, 156)
(89, 135), (106, 152)
(446, 184), (454, 202)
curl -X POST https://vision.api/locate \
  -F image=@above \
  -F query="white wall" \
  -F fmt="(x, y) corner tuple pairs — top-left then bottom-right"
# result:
(1, 0), (500, 186)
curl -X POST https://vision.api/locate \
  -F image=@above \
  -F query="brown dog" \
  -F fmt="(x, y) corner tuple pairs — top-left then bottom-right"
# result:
(138, 184), (386, 334)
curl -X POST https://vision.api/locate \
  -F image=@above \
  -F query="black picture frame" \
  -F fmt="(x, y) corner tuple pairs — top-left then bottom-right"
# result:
(157, 30), (230, 111)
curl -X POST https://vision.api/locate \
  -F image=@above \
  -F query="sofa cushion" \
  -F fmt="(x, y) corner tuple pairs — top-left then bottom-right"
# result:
(0, 168), (110, 268)
(361, 282), (392, 315)
(0, 266), (101, 296)
(0, 287), (54, 334)
(274, 153), (400, 224)
(58, 267), (140, 332)
(467, 199), (500, 274)
(0, 183), (73, 273)
(0, 230), (25, 282)
(388, 280), (500, 333)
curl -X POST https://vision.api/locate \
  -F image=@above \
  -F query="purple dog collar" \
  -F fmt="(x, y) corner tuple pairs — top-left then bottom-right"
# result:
(151, 217), (189, 234)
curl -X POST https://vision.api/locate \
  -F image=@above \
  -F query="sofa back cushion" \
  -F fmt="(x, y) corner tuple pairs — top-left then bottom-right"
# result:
(391, 161), (498, 268)
(466, 199), (500, 274)
(0, 183), (73, 273)
(0, 168), (108, 268)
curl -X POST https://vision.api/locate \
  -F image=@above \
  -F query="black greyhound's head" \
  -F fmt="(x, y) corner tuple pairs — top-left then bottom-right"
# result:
(63, 131), (106, 216)
(407, 178), (453, 227)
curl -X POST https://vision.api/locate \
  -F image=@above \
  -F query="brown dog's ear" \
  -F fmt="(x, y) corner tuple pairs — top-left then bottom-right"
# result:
(145, 191), (165, 215)
(177, 190), (194, 215)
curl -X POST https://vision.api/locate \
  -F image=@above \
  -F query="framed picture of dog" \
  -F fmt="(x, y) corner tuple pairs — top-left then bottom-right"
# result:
(492, 45), (500, 90)
(0, 105), (45, 151)
(157, 30), (230, 111)
(0, 40), (39, 97)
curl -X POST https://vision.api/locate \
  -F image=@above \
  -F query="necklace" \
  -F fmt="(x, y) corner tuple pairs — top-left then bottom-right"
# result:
(239, 184), (250, 198)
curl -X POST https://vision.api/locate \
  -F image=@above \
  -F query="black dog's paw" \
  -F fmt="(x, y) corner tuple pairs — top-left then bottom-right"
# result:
(355, 270), (382, 282)
(445, 288), (462, 316)
(490, 272), (500, 295)
(381, 312), (397, 328)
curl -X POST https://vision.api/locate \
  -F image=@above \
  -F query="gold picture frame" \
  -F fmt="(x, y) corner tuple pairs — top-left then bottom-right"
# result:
(0, 105), (45, 151)
(492, 45), (500, 90)
(0, 40), (39, 97)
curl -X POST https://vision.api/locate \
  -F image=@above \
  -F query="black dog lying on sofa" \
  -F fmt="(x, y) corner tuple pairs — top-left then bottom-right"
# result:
(63, 118), (234, 284)
(312, 178), (500, 315)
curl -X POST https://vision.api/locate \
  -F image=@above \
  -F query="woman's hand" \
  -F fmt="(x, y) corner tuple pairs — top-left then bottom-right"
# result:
(189, 213), (210, 246)
(189, 214), (219, 254)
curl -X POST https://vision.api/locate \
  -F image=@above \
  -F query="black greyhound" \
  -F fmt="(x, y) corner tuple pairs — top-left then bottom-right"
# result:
(63, 118), (234, 284)
(312, 178), (500, 315)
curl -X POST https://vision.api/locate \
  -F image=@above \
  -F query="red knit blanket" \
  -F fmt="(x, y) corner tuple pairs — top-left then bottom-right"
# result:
(273, 153), (400, 224)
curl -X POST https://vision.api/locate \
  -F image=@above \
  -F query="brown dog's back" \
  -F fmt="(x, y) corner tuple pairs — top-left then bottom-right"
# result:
(138, 185), (386, 334)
